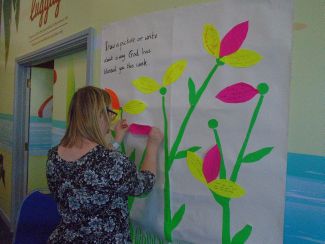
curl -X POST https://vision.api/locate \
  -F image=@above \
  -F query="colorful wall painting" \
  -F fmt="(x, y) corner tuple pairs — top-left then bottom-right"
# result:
(101, 1), (292, 243)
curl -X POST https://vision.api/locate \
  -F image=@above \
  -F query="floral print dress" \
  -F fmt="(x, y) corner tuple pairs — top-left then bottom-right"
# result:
(46, 145), (155, 244)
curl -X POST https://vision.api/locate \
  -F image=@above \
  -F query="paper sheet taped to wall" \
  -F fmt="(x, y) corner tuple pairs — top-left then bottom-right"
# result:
(101, 0), (292, 243)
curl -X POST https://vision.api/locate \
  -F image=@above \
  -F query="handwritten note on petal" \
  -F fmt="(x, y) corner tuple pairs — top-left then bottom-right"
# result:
(221, 49), (263, 68)
(104, 88), (120, 109)
(162, 60), (188, 87)
(186, 151), (206, 184)
(123, 100), (148, 114)
(216, 82), (258, 103)
(129, 123), (152, 135)
(203, 145), (221, 183)
(202, 24), (220, 57)
(220, 21), (249, 57)
(208, 179), (246, 198)
(132, 77), (161, 94)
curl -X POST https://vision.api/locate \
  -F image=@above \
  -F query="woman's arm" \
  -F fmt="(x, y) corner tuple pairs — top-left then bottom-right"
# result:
(140, 127), (163, 175)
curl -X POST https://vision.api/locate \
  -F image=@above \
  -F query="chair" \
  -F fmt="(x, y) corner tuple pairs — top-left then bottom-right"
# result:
(14, 191), (61, 244)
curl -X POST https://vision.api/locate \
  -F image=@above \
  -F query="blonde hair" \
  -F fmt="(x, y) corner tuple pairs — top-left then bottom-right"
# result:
(60, 86), (112, 148)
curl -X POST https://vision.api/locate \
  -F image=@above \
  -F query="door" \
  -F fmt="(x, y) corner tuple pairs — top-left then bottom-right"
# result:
(26, 50), (87, 194)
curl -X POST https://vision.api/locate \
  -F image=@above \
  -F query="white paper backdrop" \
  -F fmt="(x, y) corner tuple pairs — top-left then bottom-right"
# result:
(101, 1), (292, 243)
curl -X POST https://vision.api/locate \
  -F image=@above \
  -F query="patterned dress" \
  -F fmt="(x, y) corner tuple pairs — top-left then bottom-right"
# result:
(46, 145), (155, 244)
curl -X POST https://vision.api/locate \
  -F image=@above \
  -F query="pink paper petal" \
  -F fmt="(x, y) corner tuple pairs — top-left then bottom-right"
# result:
(216, 82), (258, 103)
(129, 123), (152, 135)
(203, 145), (221, 183)
(220, 21), (249, 57)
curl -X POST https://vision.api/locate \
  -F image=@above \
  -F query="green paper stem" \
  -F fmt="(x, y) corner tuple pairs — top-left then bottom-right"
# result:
(162, 94), (173, 241)
(212, 192), (231, 244)
(162, 62), (221, 241)
(121, 141), (126, 154)
(168, 63), (220, 170)
(164, 169), (172, 241)
(128, 148), (147, 211)
(230, 94), (265, 182)
(221, 199), (231, 244)
(120, 107), (124, 119)
(162, 95), (170, 169)
(213, 128), (226, 179)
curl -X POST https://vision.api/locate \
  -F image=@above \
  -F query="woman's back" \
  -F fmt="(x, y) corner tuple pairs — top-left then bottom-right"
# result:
(46, 145), (155, 244)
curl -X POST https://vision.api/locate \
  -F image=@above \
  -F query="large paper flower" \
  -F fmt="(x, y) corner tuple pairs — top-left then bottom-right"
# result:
(186, 146), (221, 184)
(186, 147), (245, 199)
(202, 21), (262, 67)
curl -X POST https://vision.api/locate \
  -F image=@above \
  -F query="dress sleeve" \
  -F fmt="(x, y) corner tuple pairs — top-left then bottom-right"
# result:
(108, 151), (156, 196)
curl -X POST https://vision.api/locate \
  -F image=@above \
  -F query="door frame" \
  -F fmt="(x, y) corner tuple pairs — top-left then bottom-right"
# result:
(11, 27), (95, 230)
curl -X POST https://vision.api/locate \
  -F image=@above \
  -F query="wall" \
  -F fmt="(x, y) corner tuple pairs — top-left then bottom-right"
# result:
(0, 0), (214, 221)
(284, 0), (325, 242)
(0, 0), (324, 242)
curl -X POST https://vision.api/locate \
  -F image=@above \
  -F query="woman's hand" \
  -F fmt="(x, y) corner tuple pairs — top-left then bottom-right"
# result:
(114, 119), (129, 143)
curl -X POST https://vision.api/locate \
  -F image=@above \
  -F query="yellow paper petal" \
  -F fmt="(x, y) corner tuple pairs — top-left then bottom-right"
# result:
(162, 60), (188, 87)
(186, 151), (206, 184)
(132, 77), (161, 94)
(221, 49), (263, 68)
(202, 24), (220, 57)
(123, 100), (148, 115)
(208, 179), (246, 198)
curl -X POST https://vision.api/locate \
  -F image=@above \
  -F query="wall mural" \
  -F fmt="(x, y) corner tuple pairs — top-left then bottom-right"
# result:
(0, 0), (20, 66)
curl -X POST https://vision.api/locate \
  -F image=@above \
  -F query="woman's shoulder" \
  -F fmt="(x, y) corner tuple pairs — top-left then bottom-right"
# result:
(96, 146), (129, 164)
(47, 145), (59, 157)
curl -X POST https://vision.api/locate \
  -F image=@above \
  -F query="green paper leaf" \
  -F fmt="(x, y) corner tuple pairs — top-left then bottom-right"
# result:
(128, 149), (136, 163)
(231, 224), (252, 244)
(188, 77), (196, 105)
(242, 147), (273, 163)
(175, 146), (201, 159)
(138, 149), (147, 170)
(171, 204), (186, 231)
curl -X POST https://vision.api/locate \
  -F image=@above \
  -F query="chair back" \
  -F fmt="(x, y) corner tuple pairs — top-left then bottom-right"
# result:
(14, 191), (60, 244)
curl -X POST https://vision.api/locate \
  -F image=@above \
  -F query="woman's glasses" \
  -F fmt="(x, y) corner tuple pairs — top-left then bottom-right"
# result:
(106, 107), (118, 120)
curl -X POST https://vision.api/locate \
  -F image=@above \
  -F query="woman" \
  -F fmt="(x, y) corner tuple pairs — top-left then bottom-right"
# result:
(46, 86), (163, 243)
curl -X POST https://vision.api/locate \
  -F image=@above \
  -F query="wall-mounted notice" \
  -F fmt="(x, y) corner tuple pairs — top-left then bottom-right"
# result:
(101, 0), (292, 243)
